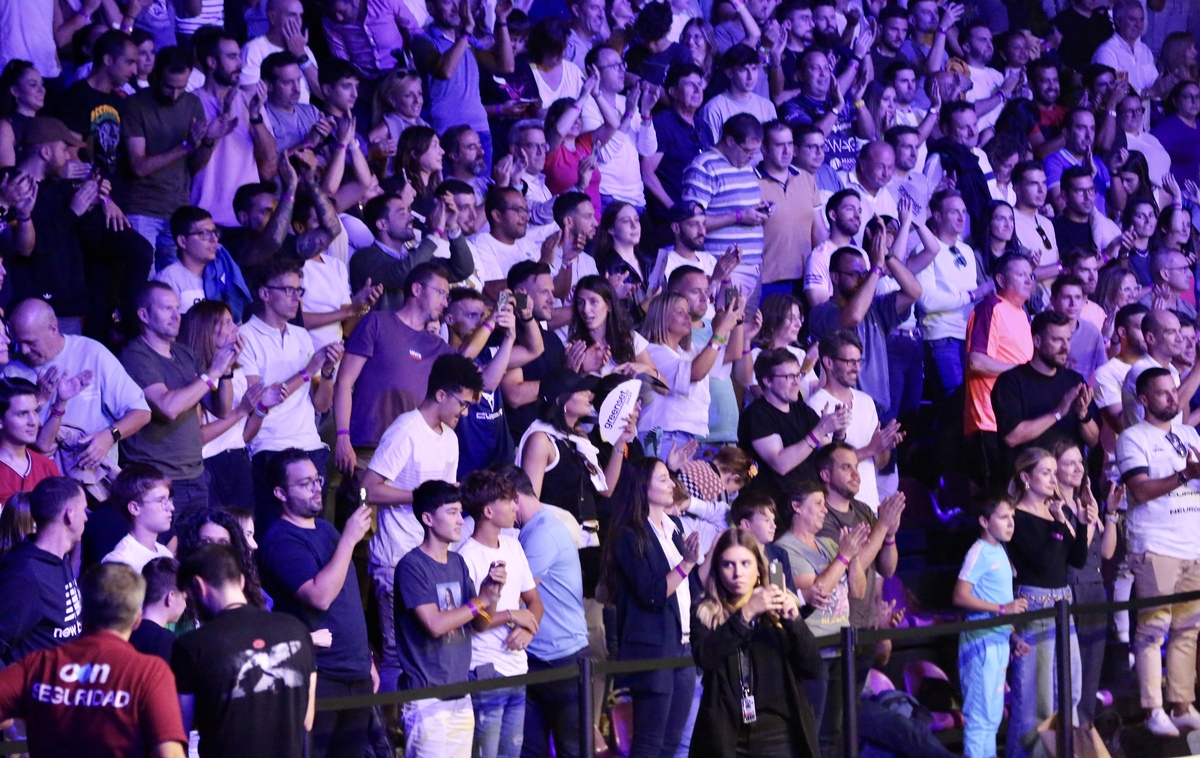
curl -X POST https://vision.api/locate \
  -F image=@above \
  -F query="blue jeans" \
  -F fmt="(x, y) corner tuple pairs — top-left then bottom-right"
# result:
(1006, 585), (1081, 758)
(171, 470), (211, 522)
(522, 651), (586, 758)
(640, 429), (695, 460)
(472, 685), (525, 758)
(925, 337), (964, 397)
(885, 331), (924, 424)
(599, 193), (646, 216)
(128, 213), (178, 272)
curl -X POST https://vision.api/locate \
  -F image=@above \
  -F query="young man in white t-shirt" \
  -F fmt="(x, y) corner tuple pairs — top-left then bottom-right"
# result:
(102, 463), (176, 572)
(456, 470), (543, 758)
(807, 330), (902, 510)
(1117, 366), (1200, 736)
(360, 354), (484, 693)
(473, 188), (540, 297)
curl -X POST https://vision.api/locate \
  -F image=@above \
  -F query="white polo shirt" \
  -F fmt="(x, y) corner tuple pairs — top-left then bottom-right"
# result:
(301, 254), (352, 350)
(1117, 420), (1200, 560)
(238, 316), (323, 455)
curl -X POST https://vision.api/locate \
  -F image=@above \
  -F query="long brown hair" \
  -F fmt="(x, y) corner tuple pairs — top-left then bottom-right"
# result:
(597, 457), (664, 606)
(179, 300), (232, 368)
(696, 527), (770, 629)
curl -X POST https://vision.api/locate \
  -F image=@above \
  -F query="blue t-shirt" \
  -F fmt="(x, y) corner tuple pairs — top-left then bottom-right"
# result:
(1043, 148), (1111, 215)
(958, 538), (1015, 641)
(394, 547), (477, 690)
(258, 519), (372, 681)
(411, 27), (490, 134)
(518, 509), (589, 661)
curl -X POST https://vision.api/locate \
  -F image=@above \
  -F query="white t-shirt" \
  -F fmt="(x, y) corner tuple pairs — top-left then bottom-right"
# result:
(599, 332), (650, 376)
(916, 238), (978, 341)
(1117, 420), (1200, 559)
(638, 343), (712, 438)
(804, 241), (866, 300)
(807, 386), (880, 509)
(965, 64), (1005, 130)
(367, 410), (460, 584)
(102, 533), (173, 573)
(240, 36), (317, 103)
(154, 263), (205, 313)
(532, 61), (585, 111)
(1121, 355), (1181, 428)
(301, 255), (353, 350)
(472, 233), (540, 284)
(648, 248), (717, 292)
(1093, 356), (1135, 480)
(237, 317), (323, 455)
(457, 535), (537, 676)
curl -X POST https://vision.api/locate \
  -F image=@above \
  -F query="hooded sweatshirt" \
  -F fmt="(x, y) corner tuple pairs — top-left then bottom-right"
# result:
(0, 541), (81, 666)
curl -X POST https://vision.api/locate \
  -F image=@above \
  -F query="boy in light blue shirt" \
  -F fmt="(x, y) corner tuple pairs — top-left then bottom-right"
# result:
(953, 497), (1031, 758)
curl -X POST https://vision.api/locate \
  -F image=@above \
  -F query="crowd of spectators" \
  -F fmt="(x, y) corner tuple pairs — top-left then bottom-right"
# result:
(0, 0), (1197, 755)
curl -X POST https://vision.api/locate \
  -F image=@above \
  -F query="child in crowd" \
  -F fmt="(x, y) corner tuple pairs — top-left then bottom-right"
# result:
(953, 497), (1030, 758)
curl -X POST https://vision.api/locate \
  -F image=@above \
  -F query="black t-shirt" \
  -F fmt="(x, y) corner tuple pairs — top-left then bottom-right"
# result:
(737, 398), (822, 496)
(52, 80), (125, 180)
(1052, 215), (1096, 255)
(505, 325), (566, 439)
(258, 519), (372, 682)
(991, 363), (1097, 463)
(129, 618), (175, 662)
(1053, 7), (1113, 73)
(172, 605), (315, 758)
(9, 177), (88, 316)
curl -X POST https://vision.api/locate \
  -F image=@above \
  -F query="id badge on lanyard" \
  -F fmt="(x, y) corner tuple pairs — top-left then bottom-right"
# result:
(738, 647), (757, 724)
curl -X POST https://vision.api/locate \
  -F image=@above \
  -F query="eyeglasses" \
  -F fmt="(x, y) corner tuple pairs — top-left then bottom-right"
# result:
(950, 245), (967, 268)
(831, 357), (862, 366)
(187, 229), (219, 240)
(264, 285), (306, 298)
(598, 60), (626, 70)
(446, 392), (475, 410)
(518, 142), (548, 153)
(502, 206), (531, 217)
(1166, 431), (1187, 458)
(289, 475), (326, 491)
(1034, 222), (1052, 250)
(769, 372), (801, 382)
(140, 495), (173, 510)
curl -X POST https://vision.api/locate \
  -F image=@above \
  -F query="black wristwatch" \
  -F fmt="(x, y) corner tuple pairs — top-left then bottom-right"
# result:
(249, 115), (264, 125)
(1179, 471), (1188, 486)
(109, 426), (122, 443)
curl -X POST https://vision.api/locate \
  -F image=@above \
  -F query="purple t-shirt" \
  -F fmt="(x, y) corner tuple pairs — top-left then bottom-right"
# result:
(1153, 115), (1200, 185)
(344, 312), (454, 447)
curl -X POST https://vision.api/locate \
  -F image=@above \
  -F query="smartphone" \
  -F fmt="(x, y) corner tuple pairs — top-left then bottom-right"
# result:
(496, 290), (510, 312)
(724, 287), (736, 310)
(768, 560), (785, 592)
(514, 292), (528, 312)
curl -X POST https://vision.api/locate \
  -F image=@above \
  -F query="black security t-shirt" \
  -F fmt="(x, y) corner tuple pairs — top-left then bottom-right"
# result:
(172, 605), (315, 758)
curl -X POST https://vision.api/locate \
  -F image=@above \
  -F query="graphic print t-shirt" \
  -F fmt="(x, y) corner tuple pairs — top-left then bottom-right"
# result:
(394, 548), (477, 690)
(53, 81), (124, 179)
(172, 606), (315, 758)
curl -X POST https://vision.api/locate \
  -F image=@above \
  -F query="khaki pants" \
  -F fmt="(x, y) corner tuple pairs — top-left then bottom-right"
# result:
(1129, 551), (1200, 708)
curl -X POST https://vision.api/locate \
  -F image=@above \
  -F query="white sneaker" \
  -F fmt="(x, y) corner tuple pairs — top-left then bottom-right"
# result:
(1172, 706), (1200, 731)
(1149, 708), (1182, 736)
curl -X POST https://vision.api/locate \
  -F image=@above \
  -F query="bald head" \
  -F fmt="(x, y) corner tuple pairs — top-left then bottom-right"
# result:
(267, 0), (303, 21)
(1143, 309), (1183, 360)
(9, 299), (63, 367)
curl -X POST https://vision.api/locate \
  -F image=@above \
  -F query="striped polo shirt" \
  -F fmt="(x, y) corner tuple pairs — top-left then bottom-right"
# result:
(681, 148), (765, 266)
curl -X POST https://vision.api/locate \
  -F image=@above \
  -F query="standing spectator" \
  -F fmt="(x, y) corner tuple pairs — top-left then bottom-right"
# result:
(964, 253), (1035, 486)
(737, 347), (846, 497)
(475, 188), (542, 289)
(1051, 169), (1122, 261)
(1004, 447), (1088, 758)
(52, 31), (136, 183)
(953, 497), (1026, 758)
(1028, 61), (1069, 161)
(696, 45), (777, 150)
(645, 62), (705, 224)
(360, 354), (483, 692)
(0, 377), (61, 505)
(992, 310), (1099, 468)
(808, 228), (922, 418)
(1093, 303), (1149, 478)
(598, 457), (699, 758)
(847, 142), (898, 242)
(121, 46), (222, 270)
(1118, 367), (1200, 736)
(321, 0), (418, 82)
(191, 27), (278, 228)
(349, 193), (474, 312)
(1062, 249), (1107, 333)
(1140, 250), (1198, 321)
(173, 543), (316, 758)
(241, 0), (321, 103)
(239, 259), (344, 530)
(120, 282), (240, 516)
(564, 0), (608, 69)
(154, 206), (254, 320)
(410, 0), (515, 168)
(925, 103), (992, 239)
(2, 299), (151, 491)
(756, 120), (825, 294)
(502, 464), (590, 758)
(1050, 275), (1108, 382)
(0, 562), (187, 758)
(781, 47), (867, 183)
(885, 126), (931, 226)
(129, 556), (185, 661)
(1045, 109), (1112, 216)
(582, 49), (657, 213)
(260, 53), (322, 152)
(258, 449), (377, 758)
(808, 331), (902, 510)
(394, 480), (506, 757)
(333, 263), (460, 483)
(102, 463), (175, 571)
(804, 189), (865, 309)
(1053, 0), (1114, 74)
(682, 113), (768, 307)
(1115, 96), (1172, 189)
(919, 190), (982, 398)
(527, 20), (586, 114)
(1120, 309), (1200, 427)
(502, 262), (570, 438)
(1092, 0), (1159, 95)
(458, 470), (543, 758)
(0, 477), (86, 664)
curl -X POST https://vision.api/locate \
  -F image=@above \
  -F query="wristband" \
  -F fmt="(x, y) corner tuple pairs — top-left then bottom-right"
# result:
(1053, 411), (1062, 421)
(482, 322), (495, 332)
(13, 215), (30, 222)
(433, 227), (445, 237)
(835, 554), (851, 567)
(1105, 513), (1119, 522)
(336, 429), (351, 437)
(255, 402), (269, 418)
(675, 564), (688, 579)
(50, 406), (66, 418)
(710, 332), (728, 346)
(299, 369), (312, 383)
(336, 142), (349, 150)
(869, 264), (885, 278)
(883, 536), (896, 546)
(200, 372), (216, 391)
(807, 432), (821, 449)
(997, 604), (1005, 616)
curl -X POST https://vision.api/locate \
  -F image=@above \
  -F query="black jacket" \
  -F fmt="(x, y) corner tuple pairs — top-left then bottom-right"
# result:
(349, 233), (474, 312)
(690, 608), (822, 758)
(0, 540), (82, 665)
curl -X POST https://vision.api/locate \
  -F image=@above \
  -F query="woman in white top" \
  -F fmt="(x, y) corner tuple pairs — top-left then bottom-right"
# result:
(369, 69), (429, 160)
(527, 18), (585, 114)
(737, 292), (820, 401)
(179, 301), (285, 512)
(637, 292), (743, 457)
(568, 275), (661, 379)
